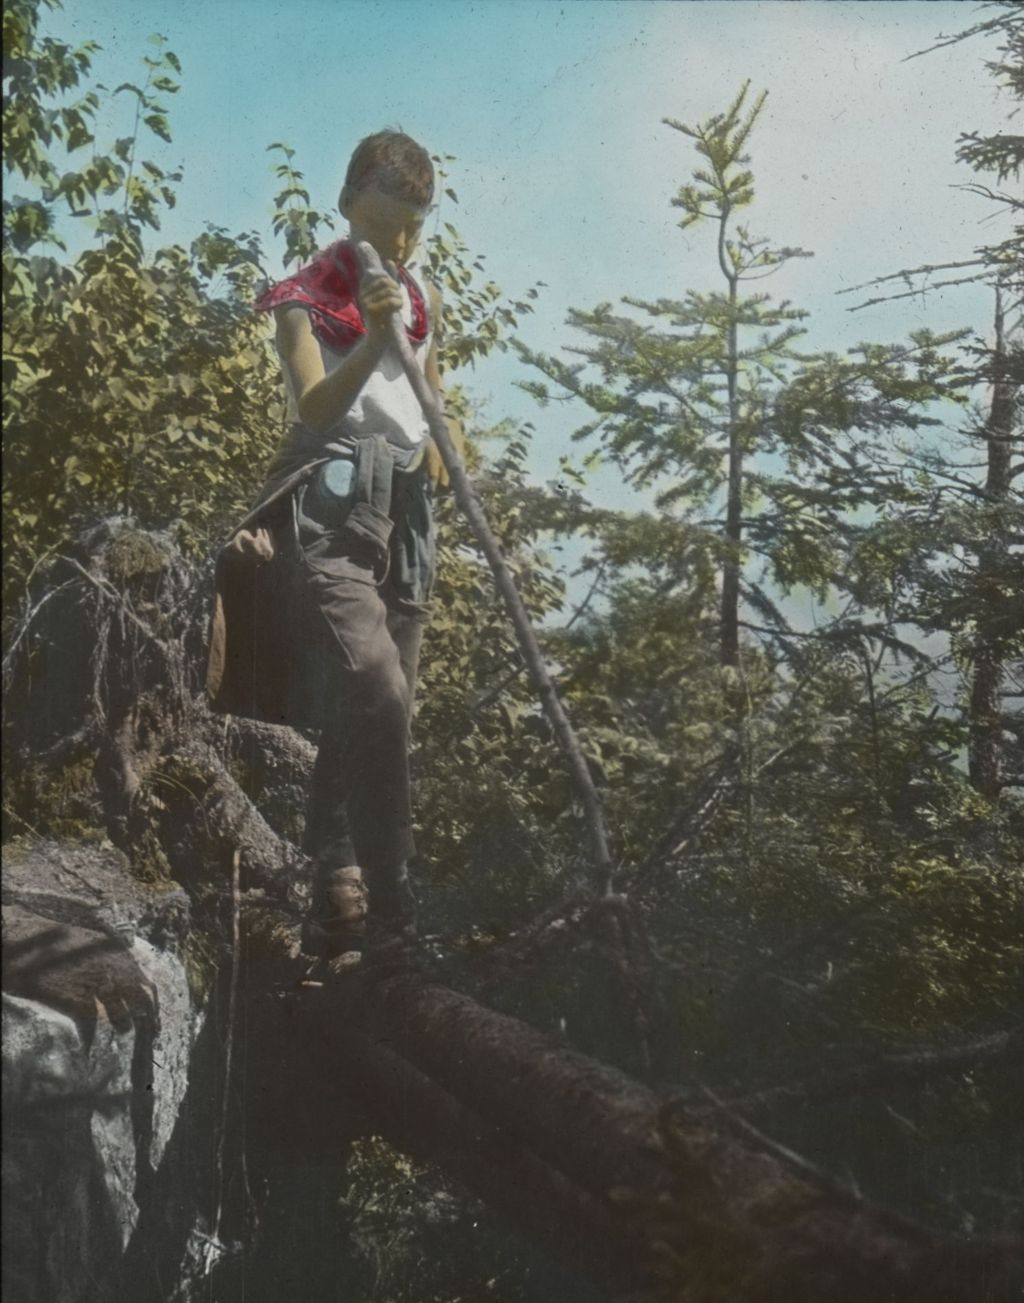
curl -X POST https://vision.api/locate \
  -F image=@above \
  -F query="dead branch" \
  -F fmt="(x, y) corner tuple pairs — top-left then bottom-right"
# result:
(358, 241), (615, 896)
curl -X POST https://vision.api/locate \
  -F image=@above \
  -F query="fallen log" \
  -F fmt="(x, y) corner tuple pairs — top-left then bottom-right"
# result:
(298, 1011), (633, 1286)
(251, 961), (1021, 1303)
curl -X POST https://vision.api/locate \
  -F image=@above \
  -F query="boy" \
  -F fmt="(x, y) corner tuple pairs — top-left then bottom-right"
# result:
(207, 130), (461, 964)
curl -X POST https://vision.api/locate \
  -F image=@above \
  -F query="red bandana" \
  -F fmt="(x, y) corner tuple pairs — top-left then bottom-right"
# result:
(254, 240), (429, 353)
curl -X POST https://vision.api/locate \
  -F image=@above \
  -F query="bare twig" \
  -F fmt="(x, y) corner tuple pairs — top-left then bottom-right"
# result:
(55, 556), (165, 646)
(846, 274), (996, 312)
(903, 10), (1019, 63)
(696, 1086), (862, 1200)
(702, 1029), (1020, 1118)
(838, 257), (986, 297)
(2, 580), (77, 684)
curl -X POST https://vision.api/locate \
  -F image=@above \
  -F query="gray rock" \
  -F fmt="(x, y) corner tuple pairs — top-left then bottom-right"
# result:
(2, 839), (190, 952)
(3, 991), (139, 1300)
(2, 841), (203, 1302)
(131, 934), (198, 1171)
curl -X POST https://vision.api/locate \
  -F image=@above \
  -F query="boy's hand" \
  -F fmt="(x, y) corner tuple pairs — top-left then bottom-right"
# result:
(224, 527), (275, 565)
(359, 265), (404, 340)
(425, 415), (467, 492)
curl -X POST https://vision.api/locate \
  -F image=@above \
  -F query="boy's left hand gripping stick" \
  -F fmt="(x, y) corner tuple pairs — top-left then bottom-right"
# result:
(354, 242), (615, 896)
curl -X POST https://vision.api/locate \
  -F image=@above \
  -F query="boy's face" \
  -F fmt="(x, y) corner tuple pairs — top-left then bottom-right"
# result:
(342, 181), (429, 266)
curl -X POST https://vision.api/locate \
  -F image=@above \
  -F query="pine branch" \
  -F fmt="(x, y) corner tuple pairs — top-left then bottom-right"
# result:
(846, 274), (997, 312)
(903, 7), (1022, 63)
(838, 259), (987, 296)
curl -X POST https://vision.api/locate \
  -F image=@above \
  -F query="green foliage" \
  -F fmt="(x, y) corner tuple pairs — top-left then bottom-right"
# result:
(341, 1138), (536, 1303)
(944, 2), (1024, 184)
(497, 77), (1022, 1229)
(3, 0), (100, 197)
(665, 82), (776, 244)
(2, 7), (284, 613)
(832, 14), (1023, 805)
(3, 757), (103, 844)
(267, 141), (336, 267)
(3, 1), (1021, 1278)
(1, 3), (537, 623)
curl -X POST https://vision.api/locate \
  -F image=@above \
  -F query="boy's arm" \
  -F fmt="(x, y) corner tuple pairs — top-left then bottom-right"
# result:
(423, 281), (466, 491)
(274, 266), (404, 432)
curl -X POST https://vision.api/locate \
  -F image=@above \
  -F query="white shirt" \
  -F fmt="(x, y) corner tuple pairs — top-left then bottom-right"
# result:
(281, 257), (433, 450)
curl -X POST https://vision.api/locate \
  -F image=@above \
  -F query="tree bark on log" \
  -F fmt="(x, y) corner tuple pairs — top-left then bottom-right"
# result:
(272, 967), (1017, 1303)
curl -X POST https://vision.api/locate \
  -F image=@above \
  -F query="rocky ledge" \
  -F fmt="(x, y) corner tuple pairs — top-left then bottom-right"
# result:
(2, 840), (206, 1303)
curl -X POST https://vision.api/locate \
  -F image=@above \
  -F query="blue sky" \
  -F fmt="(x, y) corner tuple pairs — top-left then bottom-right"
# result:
(39, 0), (1011, 521)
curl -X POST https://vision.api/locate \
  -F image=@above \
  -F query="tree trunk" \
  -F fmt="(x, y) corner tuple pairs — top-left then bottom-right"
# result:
(968, 286), (1019, 800)
(720, 243), (743, 671)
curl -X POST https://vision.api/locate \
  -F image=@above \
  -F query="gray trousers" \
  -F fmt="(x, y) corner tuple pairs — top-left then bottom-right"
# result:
(294, 455), (434, 919)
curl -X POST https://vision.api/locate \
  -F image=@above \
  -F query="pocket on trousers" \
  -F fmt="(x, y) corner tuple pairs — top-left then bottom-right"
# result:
(299, 460), (356, 535)
(339, 501), (393, 555)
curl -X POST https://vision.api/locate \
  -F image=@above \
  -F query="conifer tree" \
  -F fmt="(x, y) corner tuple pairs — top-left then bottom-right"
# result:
(841, 1), (1023, 801)
(518, 85), (964, 700)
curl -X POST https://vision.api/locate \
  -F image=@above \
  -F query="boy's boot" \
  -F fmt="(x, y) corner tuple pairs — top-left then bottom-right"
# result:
(363, 869), (419, 973)
(307, 864), (368, 965)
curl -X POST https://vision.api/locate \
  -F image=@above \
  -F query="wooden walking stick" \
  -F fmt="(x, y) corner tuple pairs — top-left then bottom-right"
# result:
(356, 242), (615, 895)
